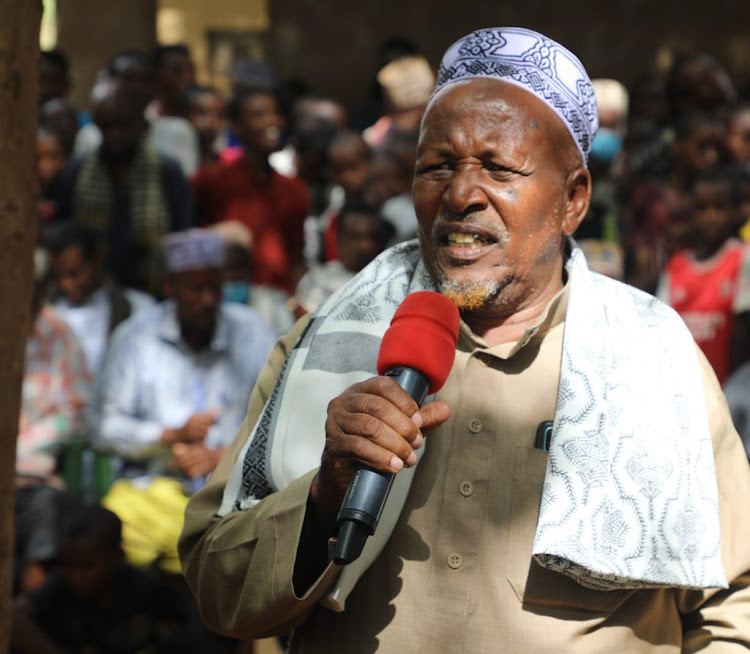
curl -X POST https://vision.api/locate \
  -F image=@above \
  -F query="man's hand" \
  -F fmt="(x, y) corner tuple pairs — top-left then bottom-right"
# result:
(171, 443), (225, 478)
(310, 376), (451, 521)
(161, 410), (219, 446)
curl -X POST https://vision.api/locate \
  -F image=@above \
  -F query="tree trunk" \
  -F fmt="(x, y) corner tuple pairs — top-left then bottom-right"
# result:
(0, 2), (42, 651)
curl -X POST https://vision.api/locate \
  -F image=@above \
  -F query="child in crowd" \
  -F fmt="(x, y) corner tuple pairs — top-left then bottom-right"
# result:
(187, 85), (226, 169)
(726, 104), (750, 168)
(216, 221), (295, 337)
(293, 201), (394, 315)
(36, 127), (69, 231)
(317, 131), (373, 262)
(624, 112), (727, 292)
(46, 222), (155, 379)
(328, 130), (371, 201)
(11, 505), (189, 653)
(15, 249), (90, 594)
(657, 168), (750, 384)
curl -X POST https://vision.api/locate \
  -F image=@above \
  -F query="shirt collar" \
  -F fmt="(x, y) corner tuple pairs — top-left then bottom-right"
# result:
(158, 300), (230, 352)
(459, 280), (570, 360)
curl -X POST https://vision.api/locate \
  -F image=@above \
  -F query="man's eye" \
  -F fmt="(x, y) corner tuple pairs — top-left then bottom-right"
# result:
(419, 162), (451, 174)
(484, 161), (512, 173)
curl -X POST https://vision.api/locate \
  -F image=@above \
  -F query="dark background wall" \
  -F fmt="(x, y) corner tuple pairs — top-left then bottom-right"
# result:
(269, 0), (750, 111)
(58, 0), (157, 108)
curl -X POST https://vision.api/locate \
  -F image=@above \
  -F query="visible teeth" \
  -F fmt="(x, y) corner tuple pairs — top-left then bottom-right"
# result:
(447, 232), (488, 246)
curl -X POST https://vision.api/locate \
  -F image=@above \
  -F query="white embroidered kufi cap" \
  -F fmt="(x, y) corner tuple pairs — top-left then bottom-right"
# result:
(162, 228), (226, 273)
(434, 27), (599, 163)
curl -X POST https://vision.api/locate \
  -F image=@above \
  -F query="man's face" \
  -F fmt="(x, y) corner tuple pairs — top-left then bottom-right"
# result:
(111, 56), (154, 98)
(338, 212), (386, 272)
(37, 132), (67, 190)
(189, 91), (224, 147)
(61, 538), (121, 600)
(692, 179), (734, 247)
(413, 79), (588, 318)
(677, 121), (724, 178)
(363, 155), (403, 208)
(51, 244), (102, 305)
(94, 95), (144, 161)
(330, 141), (369, 198)
(171, 267), (223, 335)
(158, 51), (194, 100)
(235, 93), (284, 154)
(39, 60), (68, 105)
(677, 58), (736, 113)
(727, 109), (750, 166)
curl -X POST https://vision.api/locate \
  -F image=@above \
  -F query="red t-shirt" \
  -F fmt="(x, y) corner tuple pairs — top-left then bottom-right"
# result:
(658, 239), (750, 384)
(192, 158), (309, 292)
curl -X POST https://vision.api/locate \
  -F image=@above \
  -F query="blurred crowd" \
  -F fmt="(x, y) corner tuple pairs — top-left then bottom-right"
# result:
(11, 35), (750, 651)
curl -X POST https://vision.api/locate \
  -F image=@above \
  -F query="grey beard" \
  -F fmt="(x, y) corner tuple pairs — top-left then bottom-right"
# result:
(435, 275), (502, 311)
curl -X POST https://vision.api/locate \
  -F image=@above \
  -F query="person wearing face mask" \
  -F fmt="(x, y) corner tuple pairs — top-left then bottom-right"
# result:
(575, 79), (628, 280)
(213, 220), (295, 337)
(192, 86), (310, 294)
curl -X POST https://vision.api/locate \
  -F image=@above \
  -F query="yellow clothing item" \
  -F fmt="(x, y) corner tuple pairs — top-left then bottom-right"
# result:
(104, 477), (188, 574)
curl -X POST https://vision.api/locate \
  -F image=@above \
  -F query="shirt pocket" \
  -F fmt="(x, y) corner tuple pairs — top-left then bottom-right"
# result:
(506, 446), (632, 613)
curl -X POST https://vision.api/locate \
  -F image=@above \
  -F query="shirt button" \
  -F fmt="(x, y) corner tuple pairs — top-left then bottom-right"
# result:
(468, 419), (483, 434)
(447, 552), (463, 569)
(459, 481), (474, 497)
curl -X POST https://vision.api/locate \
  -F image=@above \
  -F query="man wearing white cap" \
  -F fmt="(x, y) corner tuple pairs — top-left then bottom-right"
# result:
(180, 29), (750, 651)
(97, 228), (276, 484)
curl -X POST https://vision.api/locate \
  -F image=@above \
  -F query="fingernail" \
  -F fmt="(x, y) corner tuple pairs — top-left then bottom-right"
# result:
(405, 451), (417, 467)
(409, 432), (423, 449)
(390, 456), (404, 471)
(411, 412), (424, 428)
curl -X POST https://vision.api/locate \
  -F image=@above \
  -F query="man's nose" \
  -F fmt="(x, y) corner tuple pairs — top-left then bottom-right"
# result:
(200, 287), (220, 308)
(443, 167), (488, 216)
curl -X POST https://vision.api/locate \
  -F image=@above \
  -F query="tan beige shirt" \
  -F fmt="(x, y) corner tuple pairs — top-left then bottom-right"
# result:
(180, 286), (750, 652)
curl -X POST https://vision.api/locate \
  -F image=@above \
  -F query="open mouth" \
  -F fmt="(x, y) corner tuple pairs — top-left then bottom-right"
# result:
(435, 224), (500, 260)
(443, 232), (494, 248)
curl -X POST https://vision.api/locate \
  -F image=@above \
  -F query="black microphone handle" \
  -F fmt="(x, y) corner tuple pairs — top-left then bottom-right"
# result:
(333, 367), (431, 565)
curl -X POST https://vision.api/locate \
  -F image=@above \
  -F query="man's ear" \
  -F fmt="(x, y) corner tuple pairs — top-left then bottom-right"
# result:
(562, 167), (592, 236)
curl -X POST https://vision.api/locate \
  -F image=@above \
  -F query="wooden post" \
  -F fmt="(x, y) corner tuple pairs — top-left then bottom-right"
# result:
(0, 1), (42, 650)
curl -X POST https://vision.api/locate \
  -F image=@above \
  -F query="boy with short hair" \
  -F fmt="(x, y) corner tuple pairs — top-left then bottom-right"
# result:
(657, 167), (750, 383)
(293, 202), (394, 315)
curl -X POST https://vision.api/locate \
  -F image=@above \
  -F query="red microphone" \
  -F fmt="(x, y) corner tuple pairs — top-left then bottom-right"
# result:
(333, 291), (459, 565)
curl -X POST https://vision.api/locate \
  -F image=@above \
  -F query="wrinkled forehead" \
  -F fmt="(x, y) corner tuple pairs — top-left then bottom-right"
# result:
(418, 78), (574, 153)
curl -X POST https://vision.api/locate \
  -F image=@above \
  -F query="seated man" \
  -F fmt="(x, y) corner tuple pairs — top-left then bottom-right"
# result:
(46, 221), (155, 379)
(97, 228), (276, 481)
(96, 229), (276, 569)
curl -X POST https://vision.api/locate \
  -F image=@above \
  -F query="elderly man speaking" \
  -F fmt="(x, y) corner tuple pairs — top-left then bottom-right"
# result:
(179, 28), (750, 651)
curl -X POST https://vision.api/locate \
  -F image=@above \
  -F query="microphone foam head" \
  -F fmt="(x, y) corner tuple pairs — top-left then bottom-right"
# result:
(377, 291), (460, 394)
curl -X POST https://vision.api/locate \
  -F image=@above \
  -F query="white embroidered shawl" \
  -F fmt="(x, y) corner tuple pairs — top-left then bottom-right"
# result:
(219, 240), (727, 610)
